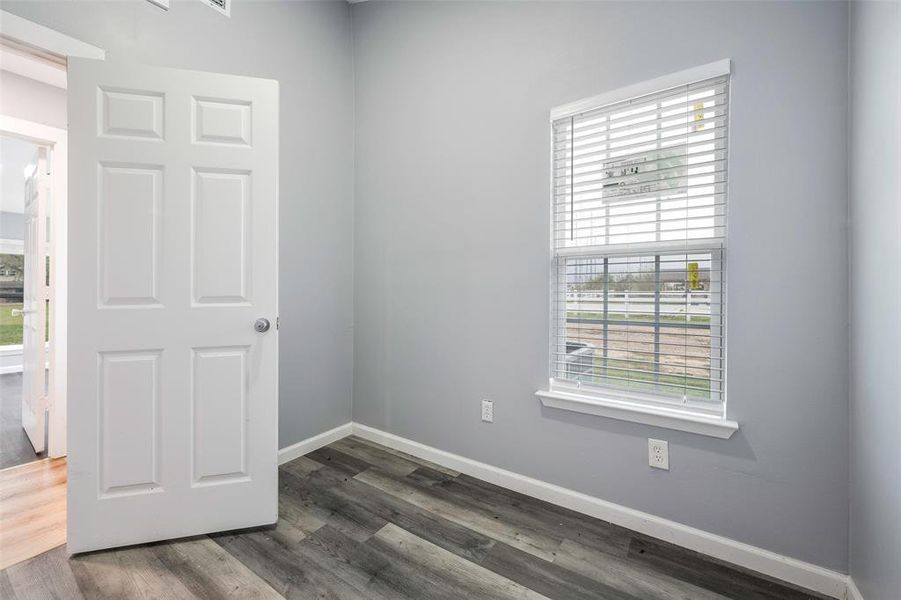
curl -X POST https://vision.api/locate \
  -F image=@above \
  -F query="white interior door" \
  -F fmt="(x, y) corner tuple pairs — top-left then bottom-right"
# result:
(19, 147), (48, 454)
(67, 59), (279, 553)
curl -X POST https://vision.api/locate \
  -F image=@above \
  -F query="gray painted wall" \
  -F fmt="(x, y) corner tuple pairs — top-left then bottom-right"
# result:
(1, 0), (355, 447)
(0, 212), (24, 241)
(849, 2), (901, 599)
(352, 1), (850, 570)
(0, 70), (66, 129)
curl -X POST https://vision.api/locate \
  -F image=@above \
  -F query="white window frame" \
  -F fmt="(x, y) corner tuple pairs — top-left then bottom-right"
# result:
(536, 60), (738, 439)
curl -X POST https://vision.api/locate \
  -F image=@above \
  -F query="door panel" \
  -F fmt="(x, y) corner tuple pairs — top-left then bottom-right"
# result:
(98, 163), (162, 306)
(98, 350), (161, 498)
(67, 59), (278, 553)
(192, 346), (248, 485)
(193, 97), (251, 146)
(192, 169), (250, 304)
(99, 88), (165, 140)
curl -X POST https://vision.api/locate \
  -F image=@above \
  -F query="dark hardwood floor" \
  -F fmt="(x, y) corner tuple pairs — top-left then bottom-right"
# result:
(0, 373), (45, 471)
(0, 435), (832, 599)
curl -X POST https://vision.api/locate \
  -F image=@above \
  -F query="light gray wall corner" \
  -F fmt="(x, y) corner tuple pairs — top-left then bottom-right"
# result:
(0, 212), (25, 240)
(849, 2), (901, 599)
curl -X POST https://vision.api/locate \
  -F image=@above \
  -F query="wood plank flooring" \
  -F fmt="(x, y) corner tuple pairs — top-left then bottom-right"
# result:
(0, 436), (832, 599)
(1, 373), (45, 470)
(0, 458), (67, 570)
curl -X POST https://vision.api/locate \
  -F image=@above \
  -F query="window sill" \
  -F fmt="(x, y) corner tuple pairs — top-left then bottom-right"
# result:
(535, 388), (738, 439)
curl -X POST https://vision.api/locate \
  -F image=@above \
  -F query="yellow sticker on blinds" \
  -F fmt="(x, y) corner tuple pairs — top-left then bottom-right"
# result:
(693, 103), (705, 130)
(688, 262), (700, 290)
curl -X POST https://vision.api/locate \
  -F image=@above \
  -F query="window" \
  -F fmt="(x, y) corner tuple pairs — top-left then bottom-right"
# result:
(1, 253), (25, 346)
(541, 62), (735, 435)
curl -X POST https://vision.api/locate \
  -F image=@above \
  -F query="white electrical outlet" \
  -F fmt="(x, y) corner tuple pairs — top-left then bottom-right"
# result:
(648, 439), (669, 470)
(481, 399), (494, 423)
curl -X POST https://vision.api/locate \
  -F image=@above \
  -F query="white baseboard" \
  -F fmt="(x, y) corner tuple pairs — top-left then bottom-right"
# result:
(278, 421), (849, 598)
(278, 422), (352, 465)
(349, 422), (849, 599)
(845, 577), (864, 600)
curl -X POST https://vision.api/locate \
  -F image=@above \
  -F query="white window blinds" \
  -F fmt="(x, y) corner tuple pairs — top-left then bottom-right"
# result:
(550, 69), (729, 411)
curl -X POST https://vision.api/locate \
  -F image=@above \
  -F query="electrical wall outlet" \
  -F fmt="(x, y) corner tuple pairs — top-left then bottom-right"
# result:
(648, 439), (669, 470)
(481, 399), (494, 423)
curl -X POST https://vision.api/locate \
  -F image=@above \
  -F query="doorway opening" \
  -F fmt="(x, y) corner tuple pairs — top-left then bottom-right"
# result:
(0, 16), (98, 568)
(1, 134), (50, 469)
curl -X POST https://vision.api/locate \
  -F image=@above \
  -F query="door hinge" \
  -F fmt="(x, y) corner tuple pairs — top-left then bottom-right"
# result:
(276, 317), (279, 330)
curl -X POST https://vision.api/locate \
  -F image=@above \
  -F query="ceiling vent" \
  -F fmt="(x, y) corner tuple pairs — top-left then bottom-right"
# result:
(202, 0), (230, 18)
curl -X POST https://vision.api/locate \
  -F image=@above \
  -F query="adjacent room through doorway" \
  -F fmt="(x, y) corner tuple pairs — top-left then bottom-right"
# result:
(0, 35), (70, 570)
(1, 134), (47, 470)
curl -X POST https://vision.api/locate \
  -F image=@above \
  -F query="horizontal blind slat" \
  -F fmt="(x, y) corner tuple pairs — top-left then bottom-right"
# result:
(555, 118), (728, 153)
(555, 157), (727, 190)
(556, 100), (729, 145)
(555, 142), (728, 175)
(558, 77), (729, 125)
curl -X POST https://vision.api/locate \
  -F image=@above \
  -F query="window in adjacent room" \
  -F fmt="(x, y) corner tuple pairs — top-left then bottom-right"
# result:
(547, 63), (730, 421)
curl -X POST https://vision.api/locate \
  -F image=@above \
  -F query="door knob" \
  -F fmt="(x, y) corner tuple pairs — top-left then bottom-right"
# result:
(254, 318), (271, 333)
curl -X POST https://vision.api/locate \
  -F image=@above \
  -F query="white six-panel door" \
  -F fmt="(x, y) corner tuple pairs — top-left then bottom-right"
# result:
(20, 148), (48, 454)
(67, 59), (279, 553)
